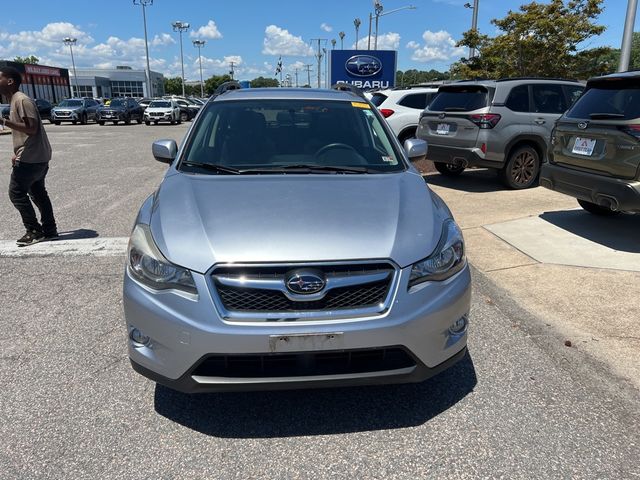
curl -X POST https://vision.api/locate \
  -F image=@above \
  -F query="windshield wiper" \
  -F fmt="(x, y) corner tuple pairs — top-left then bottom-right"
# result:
(274, 164), (371, 174)
(180, 162), (241, 174)
(589, 113), (625, 119)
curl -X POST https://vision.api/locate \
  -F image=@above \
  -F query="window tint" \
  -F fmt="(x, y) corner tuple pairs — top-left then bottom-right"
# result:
(429, 87), (489, 112)
(566, 85), (640, 120)
(532, 84), (567, 114)
(398, 93), (427, 109)
(370, 93), (387, 107)
(505, 84), (530, 112)
(564, 85), (584, 107)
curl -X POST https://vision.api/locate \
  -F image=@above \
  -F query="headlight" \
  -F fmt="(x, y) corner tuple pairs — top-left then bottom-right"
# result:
(409, 219), (465, 287)
(127, 224), (197, 295)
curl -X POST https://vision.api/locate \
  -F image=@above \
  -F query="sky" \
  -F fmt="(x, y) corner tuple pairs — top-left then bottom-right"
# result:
(0, 0), (637, 82)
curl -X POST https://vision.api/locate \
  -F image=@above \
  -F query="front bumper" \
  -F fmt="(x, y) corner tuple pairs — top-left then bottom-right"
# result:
(123, 264), (472, 393)
(145, 113), (173, 122)
(540, 163), (640, 213)
(427, 144), (503, 169)
(52, 111), (80, 122)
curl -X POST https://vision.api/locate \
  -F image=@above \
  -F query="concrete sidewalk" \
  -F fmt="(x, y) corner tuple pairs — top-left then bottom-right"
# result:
(425, 168), (640, 389)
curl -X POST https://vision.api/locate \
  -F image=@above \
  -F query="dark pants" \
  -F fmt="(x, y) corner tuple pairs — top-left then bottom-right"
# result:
(9, 161), (57, 235)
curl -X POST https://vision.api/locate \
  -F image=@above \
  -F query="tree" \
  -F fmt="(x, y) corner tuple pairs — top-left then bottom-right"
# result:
(396, 69), (449, 86)
(13, 55), (40, 64)
(250, 76), (280, 88)
(164, 76), (184, 95)
(454, 0), (608, 79)
(204, 74), (232, 94)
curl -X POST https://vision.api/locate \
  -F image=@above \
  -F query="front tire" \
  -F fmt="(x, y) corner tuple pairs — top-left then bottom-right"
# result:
(112, 121), (118, 125)
(501, 145), (540, 189)
(434, 162), (466, 176)
(577, 199), (620, 216)
(54, 121), (61, 125)
(98, 121), (105, 126)
(180, 111), (189, 122)
(145, 121), (150, 126)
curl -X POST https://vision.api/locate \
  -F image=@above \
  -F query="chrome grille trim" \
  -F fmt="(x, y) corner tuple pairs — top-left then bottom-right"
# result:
(208, 261), (399, 322)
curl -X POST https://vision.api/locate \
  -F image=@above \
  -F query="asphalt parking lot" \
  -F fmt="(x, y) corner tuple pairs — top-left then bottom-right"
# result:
(0, 123), (639, 479)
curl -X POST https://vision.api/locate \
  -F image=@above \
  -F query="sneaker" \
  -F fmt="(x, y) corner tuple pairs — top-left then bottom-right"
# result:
(16, 230), (45, 247)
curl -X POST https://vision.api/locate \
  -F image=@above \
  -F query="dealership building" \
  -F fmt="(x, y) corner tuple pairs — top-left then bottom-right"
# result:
(0, 60), (71, 104)
(71, 66), (165, 98)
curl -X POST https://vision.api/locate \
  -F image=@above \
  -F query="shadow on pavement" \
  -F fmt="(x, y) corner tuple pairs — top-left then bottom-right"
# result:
(424, 169), (511, 193)
(540, 210), (640, 253)
(52, 229), (99, 241)
(153, 350), (477, 438)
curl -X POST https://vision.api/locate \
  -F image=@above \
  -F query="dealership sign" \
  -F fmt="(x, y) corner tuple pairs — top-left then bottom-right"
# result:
(330, 50), (397, 89)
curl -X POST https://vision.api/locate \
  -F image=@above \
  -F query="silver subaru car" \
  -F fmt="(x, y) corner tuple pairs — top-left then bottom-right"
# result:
(123, 83), (471, 393)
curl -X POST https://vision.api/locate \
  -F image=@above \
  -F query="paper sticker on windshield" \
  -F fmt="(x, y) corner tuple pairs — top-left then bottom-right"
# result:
(351, 102), (370, 109)
(382, 156), (394, 163)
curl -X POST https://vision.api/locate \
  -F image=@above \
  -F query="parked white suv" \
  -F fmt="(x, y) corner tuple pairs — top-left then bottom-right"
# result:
(144, 99), (181, 125)
(370, 86), (440, 143)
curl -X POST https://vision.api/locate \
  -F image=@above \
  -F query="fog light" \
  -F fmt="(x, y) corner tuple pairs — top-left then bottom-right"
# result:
(448, 315), (468, 336)
(129, 328), (150, 346)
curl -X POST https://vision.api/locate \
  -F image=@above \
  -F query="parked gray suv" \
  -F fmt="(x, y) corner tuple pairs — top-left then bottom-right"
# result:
(417, 78), (584, 189)
(123, 83), (471, 393)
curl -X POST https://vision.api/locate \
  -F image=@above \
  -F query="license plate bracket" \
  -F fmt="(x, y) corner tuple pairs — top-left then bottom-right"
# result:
(269, 332), (344, 352)
(572, 137), (596, 156)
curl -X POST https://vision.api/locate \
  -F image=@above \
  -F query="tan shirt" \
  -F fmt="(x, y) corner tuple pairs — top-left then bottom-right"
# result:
(10, 91), (52, 163)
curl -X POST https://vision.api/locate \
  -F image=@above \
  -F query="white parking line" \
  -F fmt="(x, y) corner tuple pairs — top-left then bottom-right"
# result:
(0, 237), (129, 257)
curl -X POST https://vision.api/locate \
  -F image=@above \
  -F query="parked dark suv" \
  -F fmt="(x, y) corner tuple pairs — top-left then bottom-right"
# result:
(97, 98), (144, 125)
(417, 78), (584, 189)
(540, 71), (640, 215)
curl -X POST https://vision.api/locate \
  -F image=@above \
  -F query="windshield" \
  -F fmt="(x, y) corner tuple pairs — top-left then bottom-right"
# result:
(58, 100), (83, 107)
(566, 85), (640, 120)
(149, 101), (171, 108)
(428, 86), (490, 112)
(109, 99), (126, 107)
(180, 99), (405, 174)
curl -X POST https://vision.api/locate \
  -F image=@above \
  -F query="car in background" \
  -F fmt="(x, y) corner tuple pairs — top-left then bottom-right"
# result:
(51, 98), (101, 125)
(123, 83), (470, 393)
(370, 85), (440, 144)
(1, 99), (54, 123)
(138, 98), (153, 111)
(417, 78), (584, 189)
(540, 71), (640, 215)
(97, 98), (144, 125)
(144, 99), (181, 125)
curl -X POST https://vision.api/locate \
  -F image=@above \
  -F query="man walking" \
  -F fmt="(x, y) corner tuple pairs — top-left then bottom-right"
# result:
(0, 66), (57, 246)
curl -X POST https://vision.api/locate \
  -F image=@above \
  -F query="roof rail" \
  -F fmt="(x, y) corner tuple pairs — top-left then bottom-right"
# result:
(331, 83), (367, 100)
(495, 76), (580, 83)
(214, 81), (242, 96)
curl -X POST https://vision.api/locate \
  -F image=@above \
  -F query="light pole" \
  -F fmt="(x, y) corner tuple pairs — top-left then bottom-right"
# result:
(374, 3), (416, 50)
(172, 21), (190, 97)
(331, 39), (336, 50)
(354, 18), (361, 49)
(63, 37), (79, 98)
(133, 0), (153, 97)
(192, 40), (206, 97)
(619, 0), (638, 71)
(323, 47), (328, 88)
(339, 31), (345, 49)
(464, 1), (479, 59)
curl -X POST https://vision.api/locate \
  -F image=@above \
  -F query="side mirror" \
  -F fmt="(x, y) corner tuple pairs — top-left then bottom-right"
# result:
(152, 139), (178, 164)
(404, 138), (428, 162)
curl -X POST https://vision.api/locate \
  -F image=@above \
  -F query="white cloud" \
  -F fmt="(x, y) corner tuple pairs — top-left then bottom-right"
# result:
(353, 32), (400, 50)
(190, 20), (223, 40)
(262, 25), (314, 56)
(321, 23), (333, 33)
(406, 41), (420, 50)
(0, 22), (94, 56)
(410, 30), (466, 62)
(151, 34), (175, 47)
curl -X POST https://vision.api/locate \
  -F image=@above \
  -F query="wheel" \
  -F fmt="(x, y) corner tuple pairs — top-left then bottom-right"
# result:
(145, 121), (150, 126)
(72, 120), (77, 125)
(170, 118), (175, 125)
(177, 117), (182, 124)
(80, 114), (88, 125)
(49, 119), (54, 124)
(434, 162), (465, 176)
(54, 121), (61, 125)
(112, 121), (118, 125)
(180, 111), (189, 122)
(98, 121), (105, 126)
(136, 117), (142, 124)
(577, 199), (620, 216)
(500, 145), (540, 189)
(154, 121), (158, 125)
(125, 116), (131, 125)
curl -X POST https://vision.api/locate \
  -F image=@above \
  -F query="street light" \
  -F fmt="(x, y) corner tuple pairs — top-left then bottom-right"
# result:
(373, 2), (416, 50)
(192, 40), (206, 98)
(464, 1), (479, 59)
(133, 0), (153, 97)
(63, 37), (79, 98)
(619, 0), (638, 71)
(354, 18), (361, 49)
(172, 21), (190, 97)
(339, 31), (345, 49)
(331, 39), (336, 50)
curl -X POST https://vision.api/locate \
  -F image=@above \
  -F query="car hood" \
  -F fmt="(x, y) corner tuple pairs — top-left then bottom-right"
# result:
(146, 107), (173, 113)
(149, 171), (442, 273)
(53, 106), (82, 111)
(101, 106), (125, 112)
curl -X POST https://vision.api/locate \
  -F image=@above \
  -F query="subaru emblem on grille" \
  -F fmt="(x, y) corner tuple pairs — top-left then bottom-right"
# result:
(285, 269), (326, 295)
(578, 121), (588, 130)
(439, 113), (446, 119)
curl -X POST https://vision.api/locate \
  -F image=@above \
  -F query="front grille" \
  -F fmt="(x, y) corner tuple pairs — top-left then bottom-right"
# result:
(191, 347), (415, 378)
(217, 280), (389, 311)
(212, 263), (395, 314)
(150, 112), (165, 117)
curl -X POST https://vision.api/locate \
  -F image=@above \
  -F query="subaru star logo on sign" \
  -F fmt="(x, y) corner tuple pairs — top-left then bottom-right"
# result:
(330, 49), (397, 89)
(285, 270), (326, 295)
